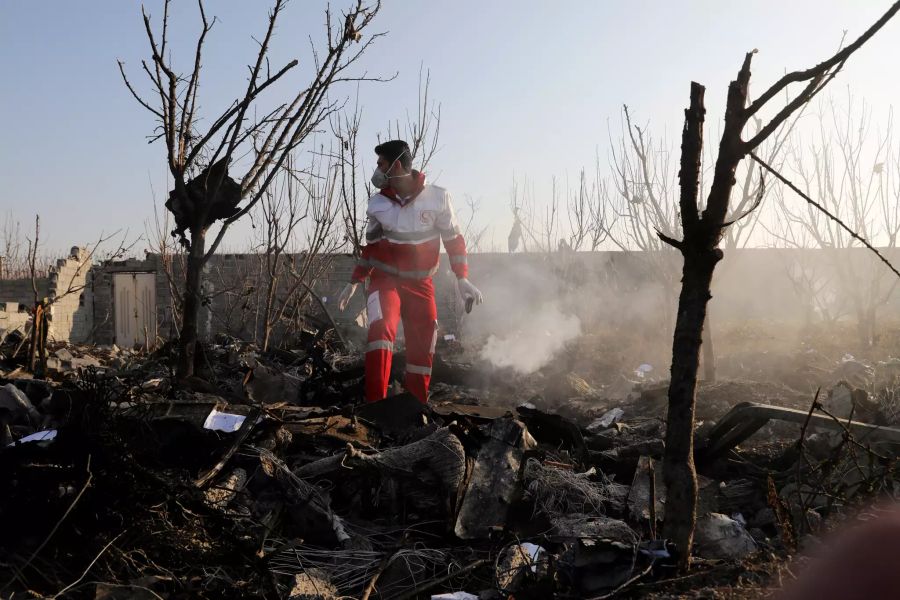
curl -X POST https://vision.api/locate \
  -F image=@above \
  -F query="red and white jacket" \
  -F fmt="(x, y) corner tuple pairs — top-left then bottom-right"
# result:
(351, 172), (468, 283)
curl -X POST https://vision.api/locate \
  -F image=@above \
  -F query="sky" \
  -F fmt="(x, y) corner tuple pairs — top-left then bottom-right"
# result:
(2, 1), (900, 256)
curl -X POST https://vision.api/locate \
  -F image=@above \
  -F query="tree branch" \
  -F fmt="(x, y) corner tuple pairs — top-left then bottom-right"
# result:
(745, 0), (900, 118)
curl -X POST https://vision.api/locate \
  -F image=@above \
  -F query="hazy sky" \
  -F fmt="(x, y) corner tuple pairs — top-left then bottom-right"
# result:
(2, 1), (899, 255)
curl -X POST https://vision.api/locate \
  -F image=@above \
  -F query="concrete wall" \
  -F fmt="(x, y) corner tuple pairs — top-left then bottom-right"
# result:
(0, 278), (50, 307)
(5, 246), (900, 346)
(0, 247), (93, 343)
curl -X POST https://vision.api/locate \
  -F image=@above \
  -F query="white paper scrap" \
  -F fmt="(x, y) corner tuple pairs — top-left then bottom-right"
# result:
(203, 409), (247, 432)
(10, 429), (58, 446)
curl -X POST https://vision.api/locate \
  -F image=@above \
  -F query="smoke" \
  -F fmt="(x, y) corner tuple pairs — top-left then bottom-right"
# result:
(479, 302), (581, 373)
(455, 256), (588, 374)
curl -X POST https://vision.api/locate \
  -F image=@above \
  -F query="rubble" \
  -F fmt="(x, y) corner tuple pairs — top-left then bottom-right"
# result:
(1, 324), (899, 599)
(455, 418), (533, 539)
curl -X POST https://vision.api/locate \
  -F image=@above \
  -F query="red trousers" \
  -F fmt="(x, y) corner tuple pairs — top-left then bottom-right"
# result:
(365, 272), (438, 403)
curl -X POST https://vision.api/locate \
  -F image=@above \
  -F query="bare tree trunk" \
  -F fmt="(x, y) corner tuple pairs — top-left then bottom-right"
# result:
(663, 246), (719, 559)
(661, 3), (899, 569)
(701, 313), (716, 382)
(663, 73), (749, 567)
(177, 227), (206, 377)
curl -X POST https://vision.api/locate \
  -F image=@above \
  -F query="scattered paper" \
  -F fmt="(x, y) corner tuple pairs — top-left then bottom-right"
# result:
(10, 429), (58, 446)
(203, 409), (247, 432)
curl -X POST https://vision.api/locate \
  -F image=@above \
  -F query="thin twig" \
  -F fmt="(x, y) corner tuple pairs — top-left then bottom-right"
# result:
(360, 548), (401, 600)
(587, 562), (655, 600)
(51, 531), (126, 598)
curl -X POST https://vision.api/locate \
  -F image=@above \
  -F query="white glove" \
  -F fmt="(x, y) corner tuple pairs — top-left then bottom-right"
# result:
(338, 283), (358, 312)
(457, 278), (483, 310)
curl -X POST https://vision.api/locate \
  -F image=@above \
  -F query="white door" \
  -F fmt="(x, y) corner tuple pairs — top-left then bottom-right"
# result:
(114, 272), (157, 349)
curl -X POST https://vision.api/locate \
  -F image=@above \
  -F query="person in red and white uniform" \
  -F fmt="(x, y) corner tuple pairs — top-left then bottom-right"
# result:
(339, 140), (483, 403)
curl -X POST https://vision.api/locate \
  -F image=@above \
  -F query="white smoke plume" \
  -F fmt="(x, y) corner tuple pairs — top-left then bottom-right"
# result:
(478, 302), (581, 373)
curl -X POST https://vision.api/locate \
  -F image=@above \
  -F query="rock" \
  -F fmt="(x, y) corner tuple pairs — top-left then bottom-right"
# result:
(71, 355), (101, 369)
(53, 347), (74, 362)
(693, 512), (758, 560)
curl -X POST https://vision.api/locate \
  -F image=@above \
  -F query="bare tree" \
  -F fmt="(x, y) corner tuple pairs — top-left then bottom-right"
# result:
(770, 95), (900, 348)
(459, 195), (490, 253)
(381, 66), (442, 172)
(565, 166), (613, 252)
(120, 0), (385, 376)
(333, 96), (367, 256)
(659, 3), (900, 568)
(1, 212), (22, 280)
(1, 212), (53, 280)
(507, 175), (552, 253)
(257, 153), (342, 350)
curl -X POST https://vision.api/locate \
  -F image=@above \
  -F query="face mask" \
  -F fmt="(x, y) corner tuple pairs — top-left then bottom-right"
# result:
(371, 151), (410, 189)
(370, 168), (389, 189)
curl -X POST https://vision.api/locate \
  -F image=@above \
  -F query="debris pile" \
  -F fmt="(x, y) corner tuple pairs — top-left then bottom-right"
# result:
(1, 326), (899, 599)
